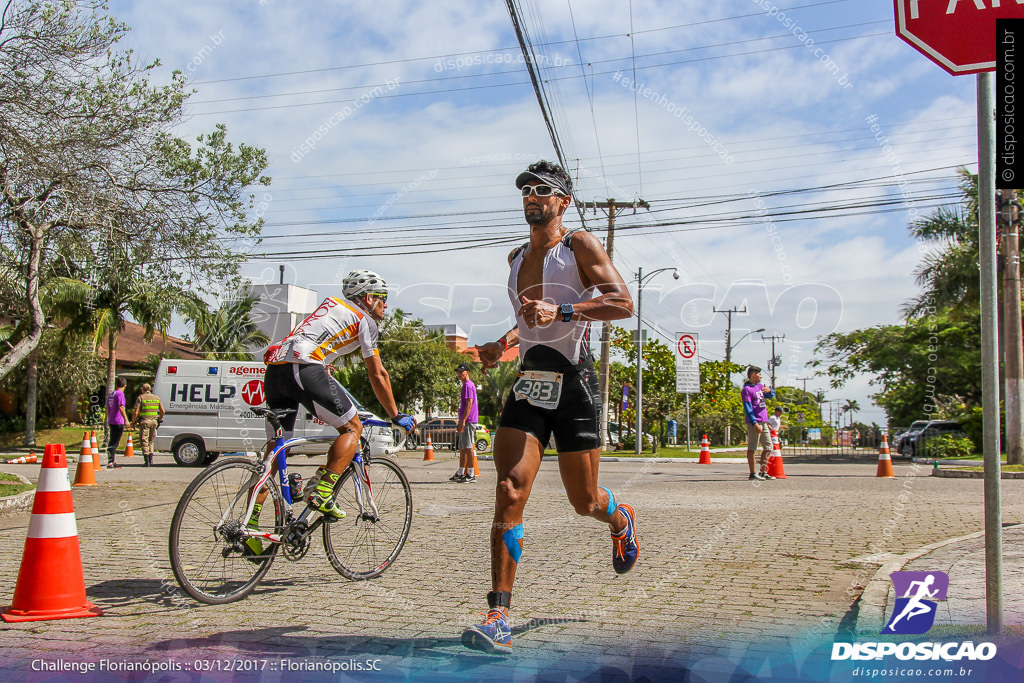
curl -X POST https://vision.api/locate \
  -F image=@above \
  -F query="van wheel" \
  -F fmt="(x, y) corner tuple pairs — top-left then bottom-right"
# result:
(475, 439), (488, 452)
(173, 437), (207, 467)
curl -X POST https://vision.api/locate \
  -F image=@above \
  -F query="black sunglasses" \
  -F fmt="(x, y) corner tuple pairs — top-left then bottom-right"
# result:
(521, 184), (566, 198)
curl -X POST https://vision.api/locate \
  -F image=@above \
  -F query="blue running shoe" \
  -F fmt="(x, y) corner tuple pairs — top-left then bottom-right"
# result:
(611, 503), (638, 574)
(461, 609), (512, 654)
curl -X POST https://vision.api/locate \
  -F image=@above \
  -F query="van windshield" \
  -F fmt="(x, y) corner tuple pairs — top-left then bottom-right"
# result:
(341, 385), (365, 411)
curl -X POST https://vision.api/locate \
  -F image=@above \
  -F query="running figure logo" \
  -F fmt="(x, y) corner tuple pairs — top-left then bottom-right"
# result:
(882, 571), (949, 635)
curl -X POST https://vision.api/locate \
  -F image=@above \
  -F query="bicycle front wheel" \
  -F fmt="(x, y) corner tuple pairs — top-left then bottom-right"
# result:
(323, 457), (413, 580)
(168, 457), (284, 604)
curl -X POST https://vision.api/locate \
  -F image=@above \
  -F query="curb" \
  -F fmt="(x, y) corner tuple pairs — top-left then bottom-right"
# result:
(853, 524), (1024, 634)
(0, 472), (35, 517)
(932, 468), (1024, 479)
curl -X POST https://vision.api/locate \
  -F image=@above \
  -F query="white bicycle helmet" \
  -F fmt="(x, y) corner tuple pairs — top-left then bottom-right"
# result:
(342, 269), (388, 300)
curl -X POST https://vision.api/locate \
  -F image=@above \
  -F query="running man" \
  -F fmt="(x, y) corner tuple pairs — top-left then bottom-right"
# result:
(461, 160), (637, 654)
(885, 574), (940, 632)
(250, 270), (416, 543)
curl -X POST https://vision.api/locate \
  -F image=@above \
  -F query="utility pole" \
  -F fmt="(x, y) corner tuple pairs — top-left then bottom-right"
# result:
(715, 306), (747, 366)
(761, 333), (786, 389)
(714, 305), (747, 447)
(579, 198), (649, 451)
(1000, 190), (1023, 466)
(796, 376), (813, 398)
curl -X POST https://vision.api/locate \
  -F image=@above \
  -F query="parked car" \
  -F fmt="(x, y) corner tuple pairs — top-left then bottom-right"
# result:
(412, 417), (491, 452)
(892, 420), (929, 453)
(898, 420), (968, 457)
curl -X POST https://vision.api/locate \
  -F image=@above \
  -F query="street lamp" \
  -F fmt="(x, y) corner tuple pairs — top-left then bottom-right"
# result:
(634, 266), (679, 455)
(727, 327), (765, 361)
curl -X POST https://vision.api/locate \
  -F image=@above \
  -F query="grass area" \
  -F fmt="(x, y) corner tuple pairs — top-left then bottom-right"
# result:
(934, 453), (1004, 461)
(951, 464), (1024, 473)
(0, 426), (94, 450)
(0, 471), (34, 498)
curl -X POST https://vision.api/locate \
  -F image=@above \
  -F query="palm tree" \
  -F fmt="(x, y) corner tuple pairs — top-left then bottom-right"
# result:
(842, 399), (860, 427)
(902, 168), (981, 318)
(191, 291), (270, 361)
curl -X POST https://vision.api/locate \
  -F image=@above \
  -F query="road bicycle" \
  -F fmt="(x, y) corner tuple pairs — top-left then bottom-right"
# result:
(168, 407), (413, 604)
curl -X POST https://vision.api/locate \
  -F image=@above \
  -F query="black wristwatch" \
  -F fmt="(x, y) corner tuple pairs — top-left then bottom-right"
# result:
(559, 303), (575, 323)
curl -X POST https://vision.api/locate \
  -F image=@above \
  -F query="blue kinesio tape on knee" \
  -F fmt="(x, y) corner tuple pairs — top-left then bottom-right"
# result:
(503, 523), (524, 564)
(601, 486), (616, 517)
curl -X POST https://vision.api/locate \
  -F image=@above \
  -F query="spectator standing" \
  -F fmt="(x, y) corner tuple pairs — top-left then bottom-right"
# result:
(451, 363), (479, 483)
(131, 383), (165, 467)
(742, 366), (775, 481)
(105, 377), (129, 468)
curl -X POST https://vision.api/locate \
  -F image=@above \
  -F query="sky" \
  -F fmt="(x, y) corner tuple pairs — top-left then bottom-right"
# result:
(105, 0), (990, 427)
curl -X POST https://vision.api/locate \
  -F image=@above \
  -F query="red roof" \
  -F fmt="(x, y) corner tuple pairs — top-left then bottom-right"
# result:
(95, 321), (201, 365)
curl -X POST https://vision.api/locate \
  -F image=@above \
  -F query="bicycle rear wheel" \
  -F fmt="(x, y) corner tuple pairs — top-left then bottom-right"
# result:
(323, 456), (413, 580)
(168, 457), (284, 604)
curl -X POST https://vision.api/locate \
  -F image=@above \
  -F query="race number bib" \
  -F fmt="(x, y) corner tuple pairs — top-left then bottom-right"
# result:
(512, 370), (563, 410)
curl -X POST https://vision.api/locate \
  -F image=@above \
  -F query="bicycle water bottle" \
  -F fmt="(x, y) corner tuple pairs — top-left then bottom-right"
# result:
(288, 472), (303, 500)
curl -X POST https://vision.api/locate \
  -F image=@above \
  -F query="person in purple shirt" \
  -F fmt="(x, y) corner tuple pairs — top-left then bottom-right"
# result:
(450, 363), (480, 483)
(741, 365), (775, 481)
(105, 376), (129, 468)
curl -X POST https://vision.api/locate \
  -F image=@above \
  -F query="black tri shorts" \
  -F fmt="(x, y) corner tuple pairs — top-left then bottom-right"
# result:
(498, 344), (602, 452)
(264, 363), (357, 435)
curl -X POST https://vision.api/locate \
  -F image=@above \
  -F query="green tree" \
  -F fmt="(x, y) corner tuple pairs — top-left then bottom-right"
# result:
(688, 359), (744, 445)
(334, 311), (467, 417)
(609, 326), (681, 444)
(902, 168), (980, 318)
(813, 310), (981, 426)
(477, 360), (520, 426)
(191, 289), (270, 361)
(842, 399), (860, 427)
(0, 1), (269, 381)
(0, 326), (104, 431)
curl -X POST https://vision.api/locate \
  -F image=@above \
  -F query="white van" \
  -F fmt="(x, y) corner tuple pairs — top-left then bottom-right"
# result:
(153, 360), (397, 466)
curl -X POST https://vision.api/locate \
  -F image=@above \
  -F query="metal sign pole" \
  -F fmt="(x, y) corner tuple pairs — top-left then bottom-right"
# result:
(977, 71), (1003, 635)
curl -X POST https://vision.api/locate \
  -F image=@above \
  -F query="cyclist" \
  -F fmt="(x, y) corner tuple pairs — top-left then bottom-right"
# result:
(246, 270), (415, 550)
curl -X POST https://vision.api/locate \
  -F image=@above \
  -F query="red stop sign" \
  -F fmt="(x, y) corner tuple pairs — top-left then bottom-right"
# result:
(895, 0), (1024, 76)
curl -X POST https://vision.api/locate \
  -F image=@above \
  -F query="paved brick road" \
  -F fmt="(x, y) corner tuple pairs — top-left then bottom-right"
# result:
(0, 454), (1021, 680)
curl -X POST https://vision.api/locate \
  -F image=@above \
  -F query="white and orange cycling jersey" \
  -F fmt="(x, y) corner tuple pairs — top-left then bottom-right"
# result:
(264, 297), (379, 366)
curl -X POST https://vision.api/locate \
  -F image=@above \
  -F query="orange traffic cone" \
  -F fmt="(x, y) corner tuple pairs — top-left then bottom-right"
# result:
(125, 433), (135, 458)
(423, 436), (435, 462)
(767, 430), (788, 479)
(90, 431), (100, 472)
(2, 444), (103, 622)
(472, 450), (480, 476)
(78, 431), (90, 463)
(876, 435), (895, 478)
(73, 439), (97, 487)
(698, 434), (712, 464)
(6, 452), (37, 464)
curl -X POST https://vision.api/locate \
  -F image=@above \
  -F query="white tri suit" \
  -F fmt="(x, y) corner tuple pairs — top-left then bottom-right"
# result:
(498, 230), (603, 452)
(263, 296), (379, 435)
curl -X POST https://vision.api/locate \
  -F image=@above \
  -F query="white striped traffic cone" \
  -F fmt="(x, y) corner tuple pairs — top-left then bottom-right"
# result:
(2, 443), (103, 622)
(90, 431), (100, 472)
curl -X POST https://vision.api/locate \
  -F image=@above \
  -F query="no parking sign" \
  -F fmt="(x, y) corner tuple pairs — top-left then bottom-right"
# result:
(675, 333), (700, 394)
